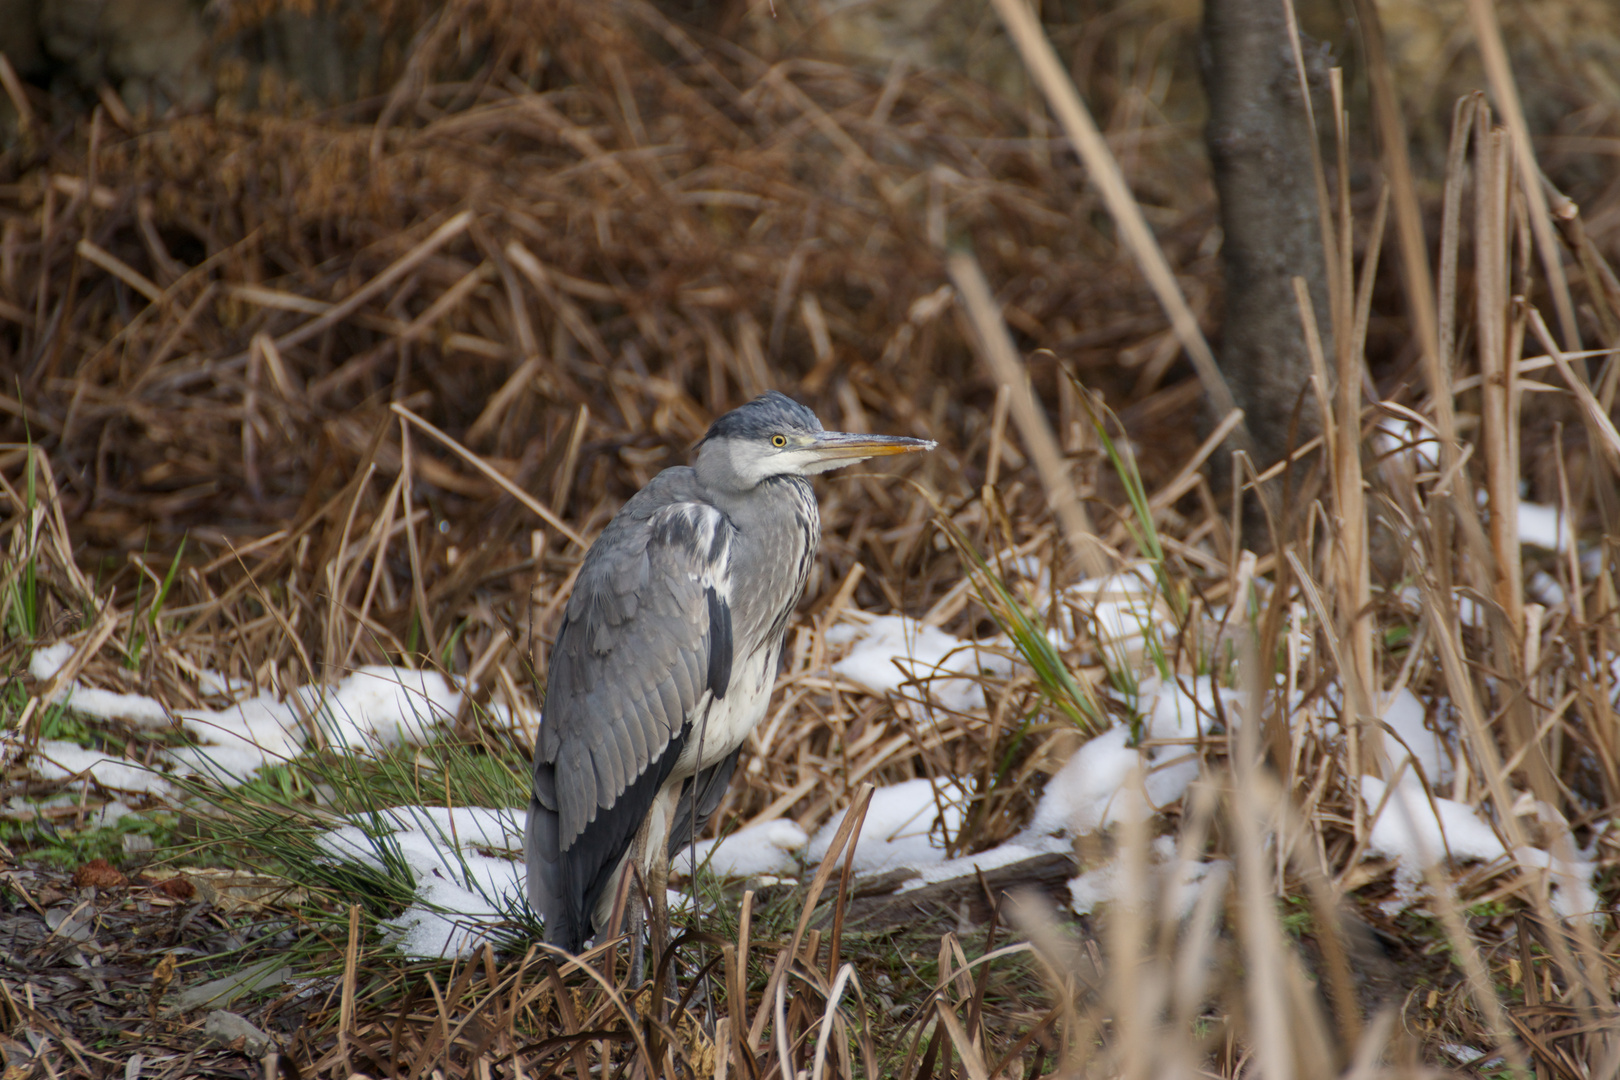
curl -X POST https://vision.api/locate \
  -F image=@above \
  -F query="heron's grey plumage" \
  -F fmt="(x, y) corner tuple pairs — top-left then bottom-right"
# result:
(527, 391), (932, 953)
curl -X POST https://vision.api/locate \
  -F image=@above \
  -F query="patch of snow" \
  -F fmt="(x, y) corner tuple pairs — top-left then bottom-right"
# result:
(484, 701), (541, 741)
(1066, 862), (1121, 915)
(380, 860), (520, 960)
(167, 742), (290, 781)
(59, 685), (173, 727)
(6, 793), (81, 815)
(829, 615), (1012, 717)
(898, 675), (1229, 888)
(1439, 1044), (1487, 1066)
(1060, 569), (1175, 659)
(1516, 503), (1571, 553)
(1006, 554), (1046, 585)
(31, 740), (176, 797)
(1372, 416), (1440, 473)
(195, 668), (252, 697)
(25, 657), (462, 783)
(1022, 680), (1224, 849)
(1379, 688), (1452, 786)
(31, 646), (173, 726)
(168, 667), (461, 781)
(1140, 676), (1234, 740)
(1511, 845), (1601, 923)
(170, 694), (306, 780)
(92, 800), (135, 827)
(1361, 775), (1506, 867)
(1067, 837), (1230, 919)
(807, 778), (966, 875)
(1509, 802), (1604, 923)
(1026, 728), (1147, 841)
(318, 804), (526, 960)
(294, 666), (461, 749)
(29, 643), (76, 681)
(1527, 571), (1565, 608)
(678, 819), (808, 879)
(1360, 774), (1508, 914)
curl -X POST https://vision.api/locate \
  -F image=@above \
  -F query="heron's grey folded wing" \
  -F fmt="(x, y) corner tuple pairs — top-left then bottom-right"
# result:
(528, 496), (736, 947)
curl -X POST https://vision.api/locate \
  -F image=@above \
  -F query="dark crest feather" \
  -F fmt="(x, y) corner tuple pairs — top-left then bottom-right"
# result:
(702, 391), (822, 443)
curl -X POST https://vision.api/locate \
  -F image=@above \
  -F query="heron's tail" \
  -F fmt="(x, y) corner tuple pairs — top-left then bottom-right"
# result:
(526, 789), (585, 953)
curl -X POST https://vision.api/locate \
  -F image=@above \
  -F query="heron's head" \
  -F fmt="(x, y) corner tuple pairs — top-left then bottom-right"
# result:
(696, 391), (935, 492)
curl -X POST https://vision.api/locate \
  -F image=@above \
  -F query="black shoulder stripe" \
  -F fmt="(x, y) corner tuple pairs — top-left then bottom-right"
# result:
(706, 585), (732, 699)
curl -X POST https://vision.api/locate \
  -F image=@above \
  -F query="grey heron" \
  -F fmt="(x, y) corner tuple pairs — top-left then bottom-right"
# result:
(526, 391), (934, 955)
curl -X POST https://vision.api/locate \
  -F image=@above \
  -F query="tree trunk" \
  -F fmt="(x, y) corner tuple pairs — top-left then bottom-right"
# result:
(1201, 0), (1334, 475)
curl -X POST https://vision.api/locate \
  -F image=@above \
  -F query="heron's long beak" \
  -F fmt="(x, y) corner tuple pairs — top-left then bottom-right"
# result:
(805, 431), (936, 464)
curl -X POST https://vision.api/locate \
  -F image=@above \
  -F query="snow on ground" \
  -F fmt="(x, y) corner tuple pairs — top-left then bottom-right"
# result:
(1360, 774), (1507, 871)
(484, 700), (541, 744)
(836, 677), (1230, 900)
(1026, 727), (1150, 841)
(291, 666), (461, 749)
(166, 694), (305, 779)
(1027, 677), (1226, 846)
(21, 573), (1605, 957)
(677, 818), (808, 879)
(1378, 687), (1452, 786)
(28, 643), (76, 682)
(1358, 777), (1603, 921)
(827, 615), (1013, 717)
(32, 643), (171, 727)
(1512, 842), (1602, 923)
(317, 805), (526, 960)
(314, 803), (705, 958)
(1067, 837), (1231, 919)
(30, 739), (176, 797)
(1527, 570), (1565, 607)
(1516, 502), (1571, 553)
(807, 778), (967, 875)
(1058, 568), (1177, 665)
(26, 650), (463, 783)
(811, 676), (1231, 901)
(1372, 415), (1441, 474)
(176, 666), (460, 778)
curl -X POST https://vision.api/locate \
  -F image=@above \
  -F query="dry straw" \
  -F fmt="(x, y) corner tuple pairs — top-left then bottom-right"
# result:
(2, 0), (1619, 1076)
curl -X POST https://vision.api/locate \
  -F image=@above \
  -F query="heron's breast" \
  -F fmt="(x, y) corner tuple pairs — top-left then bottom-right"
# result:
(673, 639), (781, 775)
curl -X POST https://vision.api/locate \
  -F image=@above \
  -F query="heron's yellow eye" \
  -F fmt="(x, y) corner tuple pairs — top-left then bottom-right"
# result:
(772, 435), (787, 447)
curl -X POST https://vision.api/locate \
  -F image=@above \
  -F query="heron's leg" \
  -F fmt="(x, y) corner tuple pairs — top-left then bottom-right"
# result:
(646, 806), (677, 1014)
(626, 880), (647, 988)
(625, 821), (652, 987)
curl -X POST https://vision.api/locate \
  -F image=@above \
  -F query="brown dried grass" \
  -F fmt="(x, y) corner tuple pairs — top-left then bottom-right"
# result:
(0, 0), (1219, 844)
(3, 0), (1620, 1077)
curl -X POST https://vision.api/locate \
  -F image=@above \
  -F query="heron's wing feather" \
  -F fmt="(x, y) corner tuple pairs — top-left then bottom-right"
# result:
(529, 493), (735, 949)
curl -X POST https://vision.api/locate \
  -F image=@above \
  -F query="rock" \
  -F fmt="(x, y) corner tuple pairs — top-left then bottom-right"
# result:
(43, 906), (92, 942)
(0, 0), (44, 77)
(38, 0), (211, 113)
(204, 1009), (275, 1057)
(170, 957), (290, 1014)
